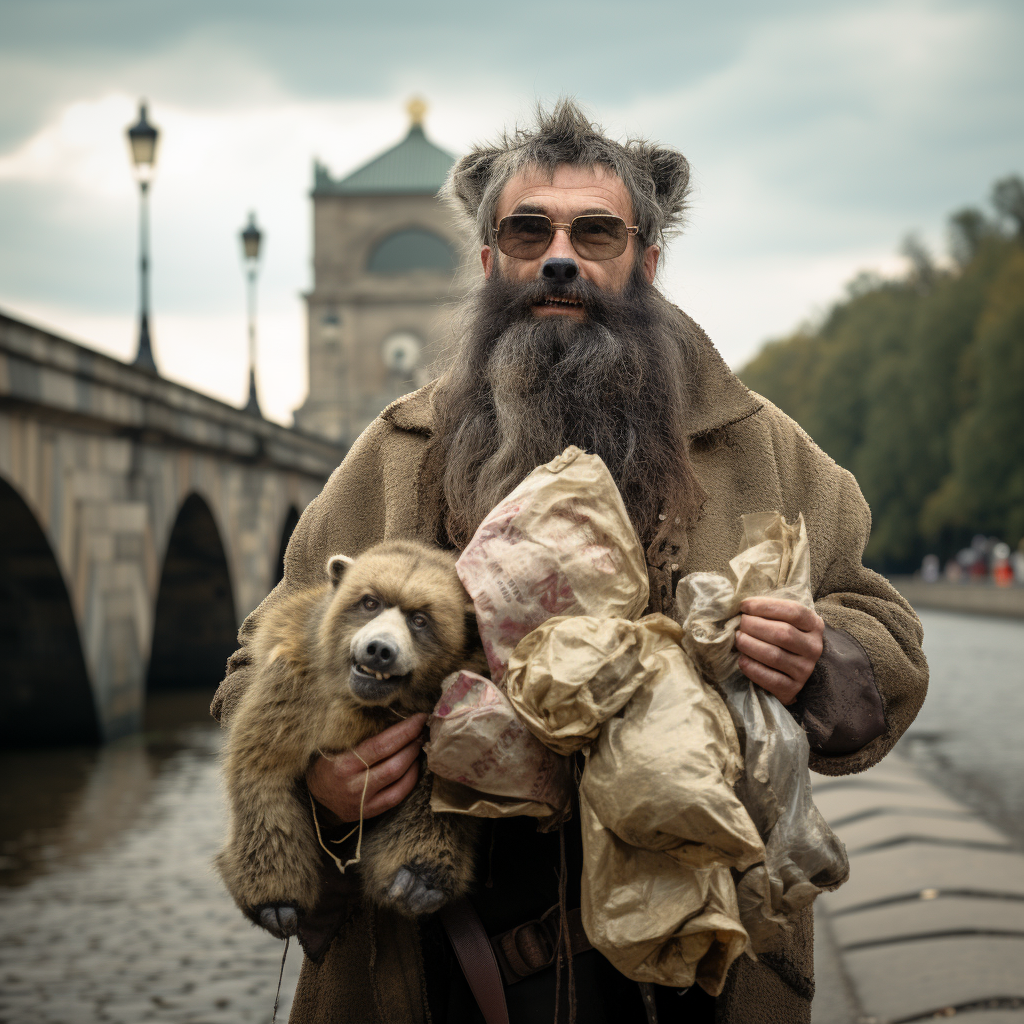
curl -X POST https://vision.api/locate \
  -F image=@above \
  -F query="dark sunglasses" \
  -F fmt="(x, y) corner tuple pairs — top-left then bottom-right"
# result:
(494, 214), (639, 261)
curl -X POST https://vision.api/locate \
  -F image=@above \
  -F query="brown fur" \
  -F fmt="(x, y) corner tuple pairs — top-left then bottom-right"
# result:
(215, 539), (483, 933)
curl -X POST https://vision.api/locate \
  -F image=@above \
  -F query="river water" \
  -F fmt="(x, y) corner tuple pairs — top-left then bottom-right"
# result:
(1, 610), (1022, 1023)
(898, 608), (1024, 847)
(0, 694), (303, 1024)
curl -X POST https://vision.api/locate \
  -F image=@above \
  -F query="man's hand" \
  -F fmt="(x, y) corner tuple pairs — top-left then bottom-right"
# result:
(306, 713), (428, 823)
(735, 597), (825, 706)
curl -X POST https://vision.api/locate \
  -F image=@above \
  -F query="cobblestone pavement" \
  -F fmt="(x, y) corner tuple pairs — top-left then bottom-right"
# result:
(2, 610), (1021, 1024)
(0, 716), (302, 1024)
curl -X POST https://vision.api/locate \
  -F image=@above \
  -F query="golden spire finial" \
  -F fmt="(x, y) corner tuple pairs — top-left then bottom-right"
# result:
(406, 96), (427, 127)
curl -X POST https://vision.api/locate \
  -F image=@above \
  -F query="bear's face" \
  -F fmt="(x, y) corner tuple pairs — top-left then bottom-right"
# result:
(319, 540), (473, 713)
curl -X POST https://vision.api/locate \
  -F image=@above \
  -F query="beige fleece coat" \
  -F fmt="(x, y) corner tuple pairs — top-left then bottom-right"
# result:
(213, 322), (927, 1024)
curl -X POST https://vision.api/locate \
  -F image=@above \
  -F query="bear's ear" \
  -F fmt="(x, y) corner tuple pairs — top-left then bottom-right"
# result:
(326, 554), (354, 587)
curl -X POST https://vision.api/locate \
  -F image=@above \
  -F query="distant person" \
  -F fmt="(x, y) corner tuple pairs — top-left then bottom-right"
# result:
(212, 100), (928, 1024)
(993, 543), (1014, 587)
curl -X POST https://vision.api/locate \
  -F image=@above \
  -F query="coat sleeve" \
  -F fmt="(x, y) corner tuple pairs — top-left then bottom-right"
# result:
(800, 461), (929, 777)
(210, 418), (389, 725)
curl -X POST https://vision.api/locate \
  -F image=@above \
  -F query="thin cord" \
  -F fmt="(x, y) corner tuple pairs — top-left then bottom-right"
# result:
(553, 822), (578, 1024)
(485, 820), (497, 889)
(368, 904), (386, 1022)
(271, 936), (290, 1024)
(309, 748), (371, 872)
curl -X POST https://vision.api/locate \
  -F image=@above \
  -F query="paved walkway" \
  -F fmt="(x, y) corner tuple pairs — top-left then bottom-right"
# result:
(811, 751), (1024, 1023)
(0, 727), (302, 1024)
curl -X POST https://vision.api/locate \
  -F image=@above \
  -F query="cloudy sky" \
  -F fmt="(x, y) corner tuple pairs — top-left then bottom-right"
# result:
(1, 0), (1022, 424)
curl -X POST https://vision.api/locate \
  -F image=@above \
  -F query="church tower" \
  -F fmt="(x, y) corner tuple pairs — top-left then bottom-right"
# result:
(293, 100), (465, 445)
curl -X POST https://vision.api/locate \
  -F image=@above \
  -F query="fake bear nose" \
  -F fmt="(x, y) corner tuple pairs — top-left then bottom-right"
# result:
(542, 258), (579, 283)
(360, 636), (398, 673)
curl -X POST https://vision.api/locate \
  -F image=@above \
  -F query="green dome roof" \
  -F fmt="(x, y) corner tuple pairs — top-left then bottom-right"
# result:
(313, 124), (455, 197)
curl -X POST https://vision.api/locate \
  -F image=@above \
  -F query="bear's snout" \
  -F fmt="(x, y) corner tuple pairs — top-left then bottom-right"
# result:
(349, 608), (416, 703)
(358, 634), (399, 674)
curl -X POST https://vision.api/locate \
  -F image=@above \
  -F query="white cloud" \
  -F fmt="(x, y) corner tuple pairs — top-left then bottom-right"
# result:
(0, 0), (1021, 422)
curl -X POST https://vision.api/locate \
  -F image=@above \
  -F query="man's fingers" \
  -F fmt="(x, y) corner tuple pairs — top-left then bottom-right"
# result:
(367, 738), (425, 792)
(740, 597), (823, 633)
(305, 714), (429, 823)
(739, 614), (824, 660)
(363, 760), (421, 817)
(737, 653), (800, 706)
(734, 629), (812, 680)
(351, 713), (428, 767)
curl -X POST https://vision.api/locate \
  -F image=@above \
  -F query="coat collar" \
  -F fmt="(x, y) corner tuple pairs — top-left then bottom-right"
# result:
(678, 317), (763, 438)
(381, 380), (438, 434)
(381, 310), (762, 440)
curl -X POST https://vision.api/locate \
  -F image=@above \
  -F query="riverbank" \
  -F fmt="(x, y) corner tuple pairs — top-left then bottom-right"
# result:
(887, 576), (1024, 619)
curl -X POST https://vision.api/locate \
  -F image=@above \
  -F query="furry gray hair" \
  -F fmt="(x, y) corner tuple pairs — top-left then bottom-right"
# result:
(441, 99), (691, 251)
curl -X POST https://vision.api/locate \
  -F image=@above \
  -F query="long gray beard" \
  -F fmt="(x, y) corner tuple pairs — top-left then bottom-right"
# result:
(431, 266), (704, 548)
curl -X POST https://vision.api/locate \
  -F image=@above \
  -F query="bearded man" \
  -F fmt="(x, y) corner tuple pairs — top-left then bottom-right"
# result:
(212, 101), (927, 1024)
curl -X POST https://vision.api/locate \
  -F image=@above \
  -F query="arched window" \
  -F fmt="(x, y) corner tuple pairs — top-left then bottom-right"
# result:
(367, 228), (456, 274)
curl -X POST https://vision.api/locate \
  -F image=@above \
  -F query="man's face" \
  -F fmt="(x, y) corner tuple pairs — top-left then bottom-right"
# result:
(481, 164), (661, 319)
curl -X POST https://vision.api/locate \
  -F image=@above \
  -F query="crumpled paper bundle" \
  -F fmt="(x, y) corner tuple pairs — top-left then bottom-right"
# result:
(676, 512), (850, 948)
(428, 445), (649, 824)
(467, 447), (765, 995)
(455, 446), (650, 684)
(508, 611), (765, 992)
(425, 669), (571, 823)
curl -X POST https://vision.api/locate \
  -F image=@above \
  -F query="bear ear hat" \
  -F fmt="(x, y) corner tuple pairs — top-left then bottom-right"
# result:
(326, 554), (354, 587)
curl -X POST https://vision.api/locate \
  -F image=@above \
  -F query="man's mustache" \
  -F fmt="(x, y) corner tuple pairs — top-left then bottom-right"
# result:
(486, 273), (611, 322)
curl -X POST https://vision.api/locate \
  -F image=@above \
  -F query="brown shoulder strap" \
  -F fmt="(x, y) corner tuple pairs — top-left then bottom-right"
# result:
(439, 898), (510, 1024)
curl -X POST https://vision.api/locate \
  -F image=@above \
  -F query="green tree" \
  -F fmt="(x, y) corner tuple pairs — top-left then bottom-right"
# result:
(948, 208), (995, 268)
(739, 176), (1023, 570)
(921, 248), (1024, 547)
(992, 175), (1024, 238)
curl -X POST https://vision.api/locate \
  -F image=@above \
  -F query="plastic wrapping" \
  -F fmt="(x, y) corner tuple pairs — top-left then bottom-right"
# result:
(506, 612), (763, 993)
(676, 512), (850, 946)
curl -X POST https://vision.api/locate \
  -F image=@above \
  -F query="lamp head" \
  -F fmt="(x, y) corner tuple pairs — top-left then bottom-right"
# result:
(127, 101), (159, 182)
(241, 212), (263, 263)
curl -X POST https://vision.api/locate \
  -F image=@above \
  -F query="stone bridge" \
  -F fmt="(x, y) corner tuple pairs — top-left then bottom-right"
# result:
(0, 311), (345, 745)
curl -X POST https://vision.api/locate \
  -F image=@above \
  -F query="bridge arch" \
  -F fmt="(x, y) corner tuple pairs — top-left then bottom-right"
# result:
(0, 477), (99, 747)
(275, 505), (300, 586)
(146, 492), (238, 696)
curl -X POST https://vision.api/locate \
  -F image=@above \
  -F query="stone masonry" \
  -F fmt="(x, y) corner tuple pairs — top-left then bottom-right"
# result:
(0, 311), (343, 741)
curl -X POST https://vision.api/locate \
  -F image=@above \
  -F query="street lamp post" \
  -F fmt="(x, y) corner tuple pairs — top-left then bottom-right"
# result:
(126, 101), (159, 373)
(240, 212), (263, 416)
